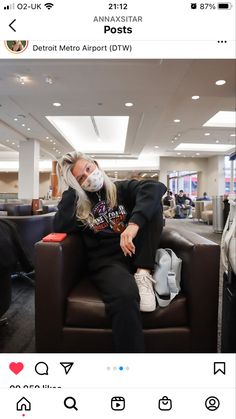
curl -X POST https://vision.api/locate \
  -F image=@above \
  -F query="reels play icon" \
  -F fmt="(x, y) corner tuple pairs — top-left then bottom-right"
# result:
(111, 396), (125, 411)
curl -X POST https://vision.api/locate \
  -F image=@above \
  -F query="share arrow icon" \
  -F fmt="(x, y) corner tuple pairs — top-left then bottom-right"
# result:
(60, 362), (74, 375)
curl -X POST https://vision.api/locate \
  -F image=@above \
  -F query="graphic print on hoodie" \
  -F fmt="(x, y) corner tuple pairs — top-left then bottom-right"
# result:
(91, 199), (127, 234)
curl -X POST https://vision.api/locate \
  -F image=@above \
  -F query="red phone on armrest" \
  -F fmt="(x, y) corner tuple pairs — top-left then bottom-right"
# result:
(42, 232), (67, 242)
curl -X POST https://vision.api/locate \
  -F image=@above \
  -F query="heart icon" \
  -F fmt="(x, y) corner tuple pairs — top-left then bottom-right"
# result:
(9, 362), (24, 375)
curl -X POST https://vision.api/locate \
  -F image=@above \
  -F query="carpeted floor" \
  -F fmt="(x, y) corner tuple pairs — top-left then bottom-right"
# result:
(165, 218), (222, 245)
(0, 218), (223, 353)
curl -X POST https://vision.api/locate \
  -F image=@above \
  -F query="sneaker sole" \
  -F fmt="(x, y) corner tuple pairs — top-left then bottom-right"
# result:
(140, 302), (156, 312)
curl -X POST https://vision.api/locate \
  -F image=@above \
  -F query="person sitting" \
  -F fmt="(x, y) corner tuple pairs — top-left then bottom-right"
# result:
(54, 151), (167, 353)
(163, 190), (175, 207)
(175, 190), (194, 218)
(163, 190), (176, 218)
(196, 192), (211, 201)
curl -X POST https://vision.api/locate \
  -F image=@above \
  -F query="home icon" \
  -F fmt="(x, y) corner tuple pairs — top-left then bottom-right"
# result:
(16, 397), (31, 411)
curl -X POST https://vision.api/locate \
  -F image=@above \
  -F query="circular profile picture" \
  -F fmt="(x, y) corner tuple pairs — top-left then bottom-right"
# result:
(4, 40), (29, 54)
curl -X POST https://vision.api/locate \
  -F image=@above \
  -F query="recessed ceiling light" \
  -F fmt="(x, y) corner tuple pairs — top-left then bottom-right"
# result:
(46, 136), (49, 139)
(53, 142), (56, 145)
(177, 133), (181, 136)
(177, 152), (181, 155)
(204, 133), (210, 136)
(216, 140), (220, 143)
(174, 119), (180, 123)
(27, 128), (31, 131)
(53, 102), (62, 107)
(50, 139), (53, 142)
(171, 140), (175, 143)
(230, 134), (236, 137)
(45, 76), (53, 84)
(22, 124), (25, 127)
(192, 95), (200, 100)
(215, 79), (226, 86)
(6, 139), (9, 142)
(196, 152), (200, 156)
(12, 142), (15, 145)
(154, 145), (159, 149)
(125, 102), (134, 107)
(14, 118), (18, 121)
(17, 76), (25, 85)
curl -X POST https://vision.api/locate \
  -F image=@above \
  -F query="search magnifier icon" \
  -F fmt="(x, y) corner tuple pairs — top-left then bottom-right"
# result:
(64, 397), (78, 411)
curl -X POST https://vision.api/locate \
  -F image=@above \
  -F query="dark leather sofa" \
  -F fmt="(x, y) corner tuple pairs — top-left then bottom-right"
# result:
(35, 227), (220, 353)
(0, 203), (32, 216)
(0, 213), (55, 262)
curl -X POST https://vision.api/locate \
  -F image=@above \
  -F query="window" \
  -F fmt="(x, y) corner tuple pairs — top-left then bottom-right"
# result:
(168, 171), (198, 199)
(224, 156), (236, 193)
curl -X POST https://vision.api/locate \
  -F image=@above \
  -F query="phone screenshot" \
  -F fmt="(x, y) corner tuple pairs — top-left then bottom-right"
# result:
(0, 0), (235, 417)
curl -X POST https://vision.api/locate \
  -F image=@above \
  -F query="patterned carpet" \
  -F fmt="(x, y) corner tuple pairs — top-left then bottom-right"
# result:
(0, 219), (223, 353)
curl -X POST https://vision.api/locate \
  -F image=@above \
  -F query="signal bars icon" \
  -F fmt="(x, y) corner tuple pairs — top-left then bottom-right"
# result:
(4, 3), (15, 10)
(44, 2), (54, 9)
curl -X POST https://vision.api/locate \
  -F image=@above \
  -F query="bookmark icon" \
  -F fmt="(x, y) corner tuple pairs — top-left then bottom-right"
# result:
(60, 362), (74, 375)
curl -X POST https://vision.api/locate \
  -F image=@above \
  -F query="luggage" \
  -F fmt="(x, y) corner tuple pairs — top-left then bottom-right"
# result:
(221, 267), (236, 352)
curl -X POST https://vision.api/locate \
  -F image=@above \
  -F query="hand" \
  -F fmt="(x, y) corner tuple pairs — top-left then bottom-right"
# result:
(120, 223), (139, 257)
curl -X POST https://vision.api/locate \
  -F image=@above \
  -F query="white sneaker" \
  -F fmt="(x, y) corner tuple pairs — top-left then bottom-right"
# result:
(134, 272), (156, 312)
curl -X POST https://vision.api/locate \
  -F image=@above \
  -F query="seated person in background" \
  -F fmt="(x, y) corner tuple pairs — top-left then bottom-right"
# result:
(175, 190), (194, 218)
(163, 190), (175, 207)
(196, 192), (211, 201)
(54, 151), (167, 353)
(163, 190), (176, 218)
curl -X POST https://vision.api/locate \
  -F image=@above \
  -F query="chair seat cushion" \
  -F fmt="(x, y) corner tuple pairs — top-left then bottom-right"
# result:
(65, 278), (188, 329)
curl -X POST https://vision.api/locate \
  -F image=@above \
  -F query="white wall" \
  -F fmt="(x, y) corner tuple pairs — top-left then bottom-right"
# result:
(207, 156), (225, 196)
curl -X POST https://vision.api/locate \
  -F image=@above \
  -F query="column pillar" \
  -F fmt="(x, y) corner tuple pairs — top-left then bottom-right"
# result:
(18, 139), (40, 199)
(51, 160), (59, 198)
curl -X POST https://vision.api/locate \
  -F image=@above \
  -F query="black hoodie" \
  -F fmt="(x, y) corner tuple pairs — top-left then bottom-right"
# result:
(54, 179), (167, 270)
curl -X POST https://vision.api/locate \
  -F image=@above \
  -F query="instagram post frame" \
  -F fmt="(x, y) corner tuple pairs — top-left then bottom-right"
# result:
(0, 0), (235, 355)
(0, 57), (235, 355)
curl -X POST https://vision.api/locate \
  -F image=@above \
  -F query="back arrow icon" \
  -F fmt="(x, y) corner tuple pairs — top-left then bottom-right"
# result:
(9, 19), (16, 32)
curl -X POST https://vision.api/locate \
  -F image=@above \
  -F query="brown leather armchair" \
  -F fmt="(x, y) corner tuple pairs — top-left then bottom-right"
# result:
(35, 227), (220, 353)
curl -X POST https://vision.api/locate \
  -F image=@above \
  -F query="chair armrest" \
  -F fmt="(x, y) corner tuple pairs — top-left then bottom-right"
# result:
(35, 233), (86, 351)
(160, 227), (220, 351)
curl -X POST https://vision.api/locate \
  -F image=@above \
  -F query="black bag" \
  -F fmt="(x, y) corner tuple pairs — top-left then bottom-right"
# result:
(221, 268), (236, 352)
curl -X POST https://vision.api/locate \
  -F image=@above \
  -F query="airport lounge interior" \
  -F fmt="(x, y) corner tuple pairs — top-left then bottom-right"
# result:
(0, 59), (235, 354)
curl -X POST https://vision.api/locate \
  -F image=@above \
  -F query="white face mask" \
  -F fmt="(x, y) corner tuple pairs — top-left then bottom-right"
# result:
(81, 167), (104, 192)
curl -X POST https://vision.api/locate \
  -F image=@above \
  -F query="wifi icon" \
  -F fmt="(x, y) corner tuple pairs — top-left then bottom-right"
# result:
(44, 2), (54, 9)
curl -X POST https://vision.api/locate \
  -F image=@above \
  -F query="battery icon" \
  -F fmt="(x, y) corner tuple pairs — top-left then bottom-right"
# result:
(217, 3), (232, 8)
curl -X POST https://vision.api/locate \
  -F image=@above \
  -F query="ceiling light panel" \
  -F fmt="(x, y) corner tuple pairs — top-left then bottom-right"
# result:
(175, 143), (234, 152)
(203, 111), (236, 128)
(46, 116), (129, 153)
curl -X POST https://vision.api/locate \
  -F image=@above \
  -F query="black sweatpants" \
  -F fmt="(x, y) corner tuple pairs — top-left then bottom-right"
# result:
(89, 212), (164, 352)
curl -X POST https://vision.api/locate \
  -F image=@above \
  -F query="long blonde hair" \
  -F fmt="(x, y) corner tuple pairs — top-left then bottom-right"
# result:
(57, 151), (117, 227)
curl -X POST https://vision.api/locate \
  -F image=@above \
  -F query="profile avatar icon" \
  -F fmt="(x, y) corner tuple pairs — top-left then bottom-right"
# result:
(205, 396), (220, 411)
(5, 40), (29, 54)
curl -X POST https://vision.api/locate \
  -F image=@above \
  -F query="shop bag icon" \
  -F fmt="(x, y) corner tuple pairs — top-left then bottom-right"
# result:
(158, 396), (172, 411)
